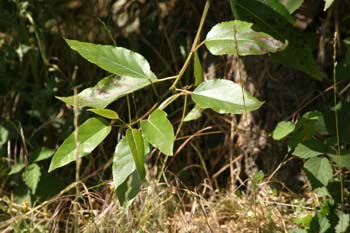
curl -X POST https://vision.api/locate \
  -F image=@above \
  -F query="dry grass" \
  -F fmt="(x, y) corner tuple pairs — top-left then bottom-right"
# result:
(0, 173), (315, 232)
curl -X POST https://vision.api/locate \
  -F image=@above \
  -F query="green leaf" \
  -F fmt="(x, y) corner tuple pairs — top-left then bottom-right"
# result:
(272, 120), (295, 140)
(319, 199), (332, 215)
(126, 128), (145, 180)
(257, 0), (294, 24)
(324, 0), (334, 11)
(292, 214), (313, 228)
(205, 20), (286, 56)
(31, 148), (54, 163)
(315, 213), (331, 233)
(314, 186), (330, 198)
(112, 136), (149, 189)
(0, 124), (9, 147)
(22, 163), (41, 194)
(278, 0), (304, 13)
(193, 51), (203, 86)
(192, 79), (264, 114)
(335, 211), (350, 233)
(112, 136), (149, 206)
(141, 109), (175, 156)
(293, 140), (327, 159)
(49, 117), (111, 172)
(65, 39), (157, 80)
(112, 137), (136, 188)
(289, 230), (307, 233)
(184, 105), (203, 122)
(304, 157), (333, 186)
(302, 111), (328, 136)
(234, 0), (322, 80)
(116, 170), (141, 207)
(57, 75), (153, 109)
(328, 153), (350, 168)
(9, 162), (25, 175)
(88, 108), (119, 119)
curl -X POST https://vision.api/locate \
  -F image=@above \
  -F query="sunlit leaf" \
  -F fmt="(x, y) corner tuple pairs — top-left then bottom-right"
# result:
(293, 140), (327, 159)
(335, 211), (350, 233)
(88, 108), (119, 119)
(324, 0), (334, 11)
(234, 0), (322, 80)
(272, 121), (295, 140)
(289, 229), (308, 233)
(57, 75), (153, 109)
(304, 157), (333, 186)
(126, 128), (145, 180)
(65, 39), (157, 80)
(184, 105), (203, 122)
(141, 109), (175, 156)
(22, 163), (41, 194)
(205, 20), (286, 56)
(49, 117), (111, 172)
(292, 214), (313, 228)
(9, 162), (25, 175)
(192, 79), (264, 114)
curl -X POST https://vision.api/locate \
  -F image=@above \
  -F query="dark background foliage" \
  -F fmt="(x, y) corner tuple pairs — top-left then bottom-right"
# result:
(1, 0), (350, 231)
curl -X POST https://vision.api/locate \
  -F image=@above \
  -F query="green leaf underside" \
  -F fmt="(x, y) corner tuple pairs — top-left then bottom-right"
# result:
(192, 79), (264, 114)
(88, 108), (119, 119)
(293, 140), (327, 159)
(112, 137), (136, 188)
(65, 39), (157, 80)
(113, 136), (149, 189)
(234, 0), (322, 80)
(304, 157), (333, 186)
(141, 109), (175, 156)
(193, 51), (203, 86)
(205, 20), (285, 56)
(49, 117), (111, 172)
(279, 0), (304, 13)
(272, 120), (295, 140)
(184, 105), (203, 122)
(126, 129), (145, 180)
(57, 75), (152, 109)
(22, 163), (41, 194)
